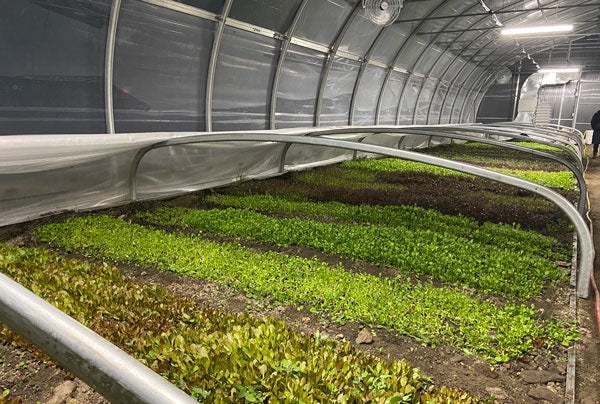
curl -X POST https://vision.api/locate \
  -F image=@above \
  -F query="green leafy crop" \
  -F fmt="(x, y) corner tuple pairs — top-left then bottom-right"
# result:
(204, 194), (566, 261)
(0, 244), (483, 403)
(138, 206), (565, 298)
(37, 216), (578, 362)
(342, 159), (577, 190)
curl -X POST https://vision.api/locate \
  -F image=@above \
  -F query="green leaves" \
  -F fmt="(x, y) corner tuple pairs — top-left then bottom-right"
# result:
(0, 243), (478, 403)
(138, 206), (565, 298)
(37, 216), (577, 362)
(342, 158), (577, 190)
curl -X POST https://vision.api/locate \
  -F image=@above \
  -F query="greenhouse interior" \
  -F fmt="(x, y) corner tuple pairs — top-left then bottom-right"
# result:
(1, 0), (600, 403)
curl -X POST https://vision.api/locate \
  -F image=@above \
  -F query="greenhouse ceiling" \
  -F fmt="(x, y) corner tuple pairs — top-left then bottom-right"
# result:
(1, 0), (599, 135)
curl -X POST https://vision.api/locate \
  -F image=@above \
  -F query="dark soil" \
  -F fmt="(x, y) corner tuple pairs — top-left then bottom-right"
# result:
(230, 170), (576, 244)
(0, 145), (588, 404)
(457, 160), (567, 172)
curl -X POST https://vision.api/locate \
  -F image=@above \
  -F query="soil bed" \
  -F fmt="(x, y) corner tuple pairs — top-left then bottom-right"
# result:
(0, 143), (585, 404)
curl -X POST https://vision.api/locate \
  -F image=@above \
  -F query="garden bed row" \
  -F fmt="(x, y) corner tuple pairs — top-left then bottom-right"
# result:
(0, 141), (578, 403)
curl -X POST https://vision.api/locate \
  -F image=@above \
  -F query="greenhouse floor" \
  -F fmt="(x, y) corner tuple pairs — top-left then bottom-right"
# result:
(0, 142), (596, 403)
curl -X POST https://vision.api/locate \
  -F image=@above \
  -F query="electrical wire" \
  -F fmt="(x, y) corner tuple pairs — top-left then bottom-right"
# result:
(582, 153), (600, 337)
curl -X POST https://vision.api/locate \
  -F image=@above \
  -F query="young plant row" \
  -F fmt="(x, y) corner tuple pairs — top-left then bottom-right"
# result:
(137, 206), (564, 298)
(205, 193), (566, 261)
(0, 244), (482, 403)
(37, 216), (577, 363)
(342, 159), (577, 190)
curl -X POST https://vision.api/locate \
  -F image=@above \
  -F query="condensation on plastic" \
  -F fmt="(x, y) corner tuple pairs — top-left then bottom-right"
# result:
(276, 45), (327, 129)
(294, 0), (358, 46)
(338, 9), (383, 57)
(212, 27), (279, 131)
(0, 0), (110, 135)
(414, 79), (436, 125)
(113, 0), (215, 133)
(379, 71), (407, 125)
(353, 65), (386, 125)
(397, 76), (423, 125)
(320, 57), (360, 126)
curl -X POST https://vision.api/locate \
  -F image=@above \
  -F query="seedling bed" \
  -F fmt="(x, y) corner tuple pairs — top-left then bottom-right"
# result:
(0, 142), (582, 403)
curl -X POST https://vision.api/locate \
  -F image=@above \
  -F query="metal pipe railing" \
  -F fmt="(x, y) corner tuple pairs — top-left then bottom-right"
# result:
(0, 273), (198, 404)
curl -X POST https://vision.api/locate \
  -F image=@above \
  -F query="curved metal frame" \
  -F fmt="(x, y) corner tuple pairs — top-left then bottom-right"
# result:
(104, 0), (121, 135)
(128, 132), (593, 298)
(348, 27), (386, 125)
(373, 1), (451, 125)
(269, 0), (310, 130)
(305, 125), (587, 213)
(0, 274), (197, 404)
(314, 3), (362, 126)
(205, 0), (233, 132)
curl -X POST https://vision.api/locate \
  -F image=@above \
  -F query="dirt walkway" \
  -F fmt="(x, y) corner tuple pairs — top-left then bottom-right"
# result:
(577, 148), (600, 403)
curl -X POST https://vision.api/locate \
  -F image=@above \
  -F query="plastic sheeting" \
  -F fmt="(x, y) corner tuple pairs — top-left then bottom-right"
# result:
(0, 0), (110, 134)
(0, 129), (444, 226)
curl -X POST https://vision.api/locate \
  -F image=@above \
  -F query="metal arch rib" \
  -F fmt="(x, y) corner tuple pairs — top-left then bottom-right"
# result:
(0, 275), (197, 404)
(304, 125), (587, 214)
(205, 0), (233, 132)
(128, 132), (593, 298)
(373, 1), (451, 125)
(104, 0), (121, 134)
(348, 26), (386, 125)
(269, 0), (310, 130)
(314, 3), (362, 127)
(447, 4), (597, 122)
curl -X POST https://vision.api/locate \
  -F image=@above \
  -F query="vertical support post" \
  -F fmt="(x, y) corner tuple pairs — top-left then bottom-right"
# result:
(572, 80), (582, 130)
(205, 0), (233, 132)
(512, 61), (522, 120)
(269, 0), (310, 130)
(558, 82), (567, 126)
(104, 0), (121, 134)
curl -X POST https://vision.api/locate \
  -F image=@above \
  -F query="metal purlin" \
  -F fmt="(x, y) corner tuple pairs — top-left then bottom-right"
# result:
(348, 26), (386, 125)
(430, 0), (570, 125)
(447, 3), (598, 122)
(269, 0), (310, 130)
(418, 0), (529, 124)
(458, 71), (497, 122)
(372, 1), (450, 125)
(205, 0), (233, 132)
(127, 131), (594, 298)
(104, 0), (121, 134)
(409, 1), (493, 124)
(314, 3), (362, 126)
(456, 19), (595, 123)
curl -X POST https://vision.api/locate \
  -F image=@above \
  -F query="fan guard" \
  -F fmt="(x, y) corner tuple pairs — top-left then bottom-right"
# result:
(495, 68), (512, 85)
(362, 0), (404, 26)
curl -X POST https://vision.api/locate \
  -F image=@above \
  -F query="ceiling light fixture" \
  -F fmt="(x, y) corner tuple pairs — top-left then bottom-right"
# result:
(538, 67), (580, 73)
(501, 24), (573, 36)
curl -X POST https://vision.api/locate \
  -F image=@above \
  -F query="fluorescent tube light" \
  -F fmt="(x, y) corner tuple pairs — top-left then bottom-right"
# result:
(538, 67), (580, 73)
(501, 24), (573, 35)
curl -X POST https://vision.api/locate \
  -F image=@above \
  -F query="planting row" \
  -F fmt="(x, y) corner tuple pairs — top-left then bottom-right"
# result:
(137, 206), (565, 298)
(37, 216), (577, 362)
(204, 194), (566, 261)
(342, 159), (577, 191)
(0, 243), (482, 403)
